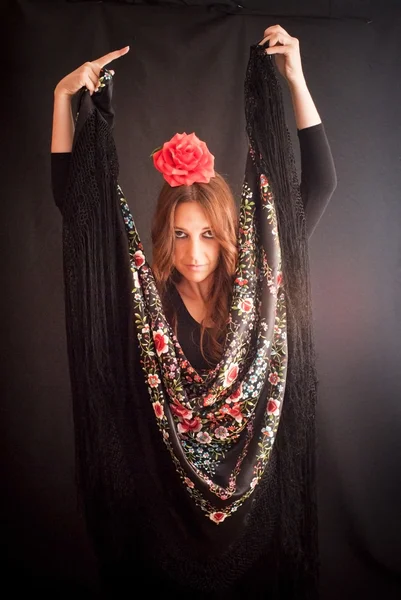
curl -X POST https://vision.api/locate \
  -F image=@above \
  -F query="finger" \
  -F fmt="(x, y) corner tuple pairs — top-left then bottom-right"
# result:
(263, 24), (289, 37)
(86, 70), (99, 89)
(260, 31), (290, 47)
(271, 35), (290, 50)
(85, 77), (97, 96)
(258, 35), (273, 48)
(265, 44), (292, 56)
(93, 46), (130, 70)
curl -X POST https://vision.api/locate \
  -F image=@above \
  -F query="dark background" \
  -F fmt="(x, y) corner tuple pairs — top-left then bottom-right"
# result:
(2, 0), (401, 597)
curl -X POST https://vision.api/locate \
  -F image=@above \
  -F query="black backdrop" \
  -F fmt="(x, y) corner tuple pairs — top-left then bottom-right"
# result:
(2, 0), (401, 597)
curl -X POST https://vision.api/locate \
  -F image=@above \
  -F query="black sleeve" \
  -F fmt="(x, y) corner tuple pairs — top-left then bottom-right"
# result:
(51, 152), (71, 211)
(297, 122), (337, 238)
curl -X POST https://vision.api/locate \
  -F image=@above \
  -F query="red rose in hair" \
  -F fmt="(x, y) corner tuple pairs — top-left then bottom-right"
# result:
(151, 132), (215, 187)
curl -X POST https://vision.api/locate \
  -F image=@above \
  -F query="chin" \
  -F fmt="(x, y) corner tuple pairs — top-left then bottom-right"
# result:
(176, 266), (216, 283)
(184, 271), (213, 283)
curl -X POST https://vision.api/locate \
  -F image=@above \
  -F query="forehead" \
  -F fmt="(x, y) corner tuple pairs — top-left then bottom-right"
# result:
(174, 201), (210, 227)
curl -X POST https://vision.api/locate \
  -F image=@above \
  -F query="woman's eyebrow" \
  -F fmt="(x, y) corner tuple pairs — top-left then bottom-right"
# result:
(173, 225), (212, 231)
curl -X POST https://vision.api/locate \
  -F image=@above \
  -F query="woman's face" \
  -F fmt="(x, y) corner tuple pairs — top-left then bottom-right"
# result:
(173, 201), (220, 284)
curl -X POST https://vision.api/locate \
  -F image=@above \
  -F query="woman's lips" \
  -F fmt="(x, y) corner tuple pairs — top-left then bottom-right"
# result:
(186, 264), (206, 270)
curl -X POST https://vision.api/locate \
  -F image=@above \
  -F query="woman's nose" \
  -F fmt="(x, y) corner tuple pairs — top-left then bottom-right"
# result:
(187, 238), (203, 261)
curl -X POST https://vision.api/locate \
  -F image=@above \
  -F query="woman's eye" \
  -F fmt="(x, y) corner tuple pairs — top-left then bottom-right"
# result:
(174, 230), (214, 239)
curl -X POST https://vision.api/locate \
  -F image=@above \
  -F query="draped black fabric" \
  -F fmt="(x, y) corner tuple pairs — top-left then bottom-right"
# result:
(55, 44), (321, 597)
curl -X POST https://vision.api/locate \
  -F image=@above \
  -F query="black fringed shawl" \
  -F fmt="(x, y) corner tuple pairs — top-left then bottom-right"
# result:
(56, 43), (319, 597)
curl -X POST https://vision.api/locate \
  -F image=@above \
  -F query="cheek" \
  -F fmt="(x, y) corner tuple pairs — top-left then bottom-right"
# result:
(172, 240), (221, 266)
(172, 242), (183, 265)
(209, 241), (221, 263)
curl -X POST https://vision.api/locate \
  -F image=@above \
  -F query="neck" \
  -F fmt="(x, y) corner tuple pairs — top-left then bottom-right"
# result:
(177, 273), (215, 302)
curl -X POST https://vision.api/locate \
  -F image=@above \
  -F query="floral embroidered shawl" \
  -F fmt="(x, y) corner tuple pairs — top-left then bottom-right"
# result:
(57, 42), (318, 595)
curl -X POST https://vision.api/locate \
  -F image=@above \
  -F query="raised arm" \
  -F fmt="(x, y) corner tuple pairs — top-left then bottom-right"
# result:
(51, 47), (129, 153)
(259, 24), (321, 129)
(50, 47), (130, 212)
(51, 91), (75, 153)
(259, 25), (337, 237)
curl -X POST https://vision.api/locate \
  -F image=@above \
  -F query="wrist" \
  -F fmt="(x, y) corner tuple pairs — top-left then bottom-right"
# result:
(54, 85), (73, 100)
(287, 74), (307, 91)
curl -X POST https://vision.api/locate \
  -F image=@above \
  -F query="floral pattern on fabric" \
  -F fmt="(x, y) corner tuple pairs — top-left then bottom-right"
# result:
(118, 156), (287, 522)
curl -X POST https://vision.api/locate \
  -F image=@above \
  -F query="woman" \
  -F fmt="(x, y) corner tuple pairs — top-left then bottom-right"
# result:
(51, 25), (336, 598)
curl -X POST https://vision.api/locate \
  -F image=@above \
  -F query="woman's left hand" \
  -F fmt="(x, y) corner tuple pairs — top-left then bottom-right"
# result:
(258, 25), (305, 85)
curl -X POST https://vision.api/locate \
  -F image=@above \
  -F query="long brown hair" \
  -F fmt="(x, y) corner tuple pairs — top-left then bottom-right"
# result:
(151, 172), (238, 365)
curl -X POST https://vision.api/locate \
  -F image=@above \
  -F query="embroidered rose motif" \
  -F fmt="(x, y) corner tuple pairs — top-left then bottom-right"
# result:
(209, 511), (227, 524)
(148, 373), (161, 388)
(214, 426), (229, 440)
(223, 363), (239, 388)
(268, 371), (280, 386)
(134, 250), (145, 268)
(267, 398), (281, 416)
(184, 477), (195, 489)
(153, 401), (164, 419)
(170, 402), (193, 420)
(153, 329), (169, 356)
(228, 404), (243, 423)
(196, 431), (212, 444)
(220, 404), (243, 423)
(227, 382), (243, 403)
(152, 132), (215, 187)
(238, 298), (253, 313)
(177, 416), (202, 434)
(277, 271), (283, 287)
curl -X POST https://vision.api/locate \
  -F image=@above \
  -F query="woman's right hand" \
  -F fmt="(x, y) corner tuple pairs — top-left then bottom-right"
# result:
(54, 46), (130, 97)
